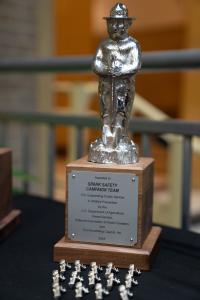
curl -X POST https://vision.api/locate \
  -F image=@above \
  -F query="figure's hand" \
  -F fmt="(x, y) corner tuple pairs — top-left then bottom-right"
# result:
(113, 67), (122, 76)
(111, 62), (122, 76)
(109, 67), (122, 77)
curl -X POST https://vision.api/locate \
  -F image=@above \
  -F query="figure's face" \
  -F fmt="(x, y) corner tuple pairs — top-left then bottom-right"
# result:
(107, 19), (131, 40)
(53, 270), (58, 275)
(75, 260), (79, 265)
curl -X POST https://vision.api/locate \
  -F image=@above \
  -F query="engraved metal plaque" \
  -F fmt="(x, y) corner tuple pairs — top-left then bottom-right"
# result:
(67, 171), (138, 246)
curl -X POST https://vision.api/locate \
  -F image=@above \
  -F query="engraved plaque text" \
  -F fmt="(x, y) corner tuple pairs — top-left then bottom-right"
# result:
(67, 171), (138, 246)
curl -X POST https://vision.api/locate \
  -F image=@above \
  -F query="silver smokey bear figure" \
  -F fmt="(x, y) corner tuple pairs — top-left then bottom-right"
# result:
(88, 2), (141, 164)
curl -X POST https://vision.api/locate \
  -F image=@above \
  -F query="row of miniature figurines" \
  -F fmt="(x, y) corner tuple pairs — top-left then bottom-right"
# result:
(52, 259), (141, 299)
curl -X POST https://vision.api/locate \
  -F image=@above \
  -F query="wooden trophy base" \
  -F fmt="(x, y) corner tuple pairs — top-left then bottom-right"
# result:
(54, 156), (161, 270)
(54, 226), (161, 270)
(0, 209), (21, 242)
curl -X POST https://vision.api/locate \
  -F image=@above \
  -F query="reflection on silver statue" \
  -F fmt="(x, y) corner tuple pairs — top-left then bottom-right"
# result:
(88, 2), (141, 164)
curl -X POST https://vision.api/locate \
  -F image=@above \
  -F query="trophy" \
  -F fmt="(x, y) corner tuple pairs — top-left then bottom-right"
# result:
(0, 148), (21, 241)
(54, 3), (161, 270)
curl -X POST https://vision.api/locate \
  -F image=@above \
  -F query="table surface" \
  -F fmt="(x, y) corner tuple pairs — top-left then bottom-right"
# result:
(0, 194), (200, 300)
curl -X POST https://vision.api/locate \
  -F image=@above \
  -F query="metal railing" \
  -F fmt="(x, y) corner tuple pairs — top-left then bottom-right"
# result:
(0, 49), (200, 73)
(0, 48), (200, 230)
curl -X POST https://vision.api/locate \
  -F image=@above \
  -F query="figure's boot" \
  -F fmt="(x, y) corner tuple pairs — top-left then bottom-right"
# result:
(102, 124), (114, 148)
(112, 125), (123, 148)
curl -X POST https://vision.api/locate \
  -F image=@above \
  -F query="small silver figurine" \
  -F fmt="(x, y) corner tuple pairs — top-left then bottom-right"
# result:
(125, 273), (138, 289)
(52, 270), (60, 285)
(52, 282), (66, 298)
(59, 259), (72, 280)
(88, 270), (101, 287)
(105, 262), (119, 277)
(52, 268), (65, 282)
(52, 270), (66, 295)
(88, 2), (141, 164)
(75, 281), (89, 299)
(60, 259), (72, 272)
(106, 272), (120, 290)
(128, 264), (141, 276)
(68, 271), (77, 287)
(74, 260), (86, 273)
(119, 285), (133, 300)
(68, 271), (84, 288)
(90, 261), (103, 274)
(95, 283), (109, 299)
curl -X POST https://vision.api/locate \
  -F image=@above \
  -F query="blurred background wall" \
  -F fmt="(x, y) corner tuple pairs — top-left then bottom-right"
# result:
(0, 0), (37, 188)
(0, 0), (54, 195)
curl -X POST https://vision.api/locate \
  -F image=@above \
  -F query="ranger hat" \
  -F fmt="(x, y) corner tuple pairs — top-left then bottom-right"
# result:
(104, 3), (135, 21)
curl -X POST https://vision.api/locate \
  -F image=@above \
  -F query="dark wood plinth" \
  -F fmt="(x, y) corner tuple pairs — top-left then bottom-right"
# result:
(0, 148), (21, 241)
(0, 209), (21, 242)
(54, 226), (161, 270)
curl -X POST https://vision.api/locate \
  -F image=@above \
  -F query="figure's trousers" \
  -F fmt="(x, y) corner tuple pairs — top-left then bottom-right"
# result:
(98, 76), (135, 132)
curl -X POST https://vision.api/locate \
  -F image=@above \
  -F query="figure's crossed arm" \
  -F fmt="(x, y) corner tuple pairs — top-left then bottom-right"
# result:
(123, 43), (142, 75)
(93, 47), (110, 76)
(93, 41), (142, 76)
